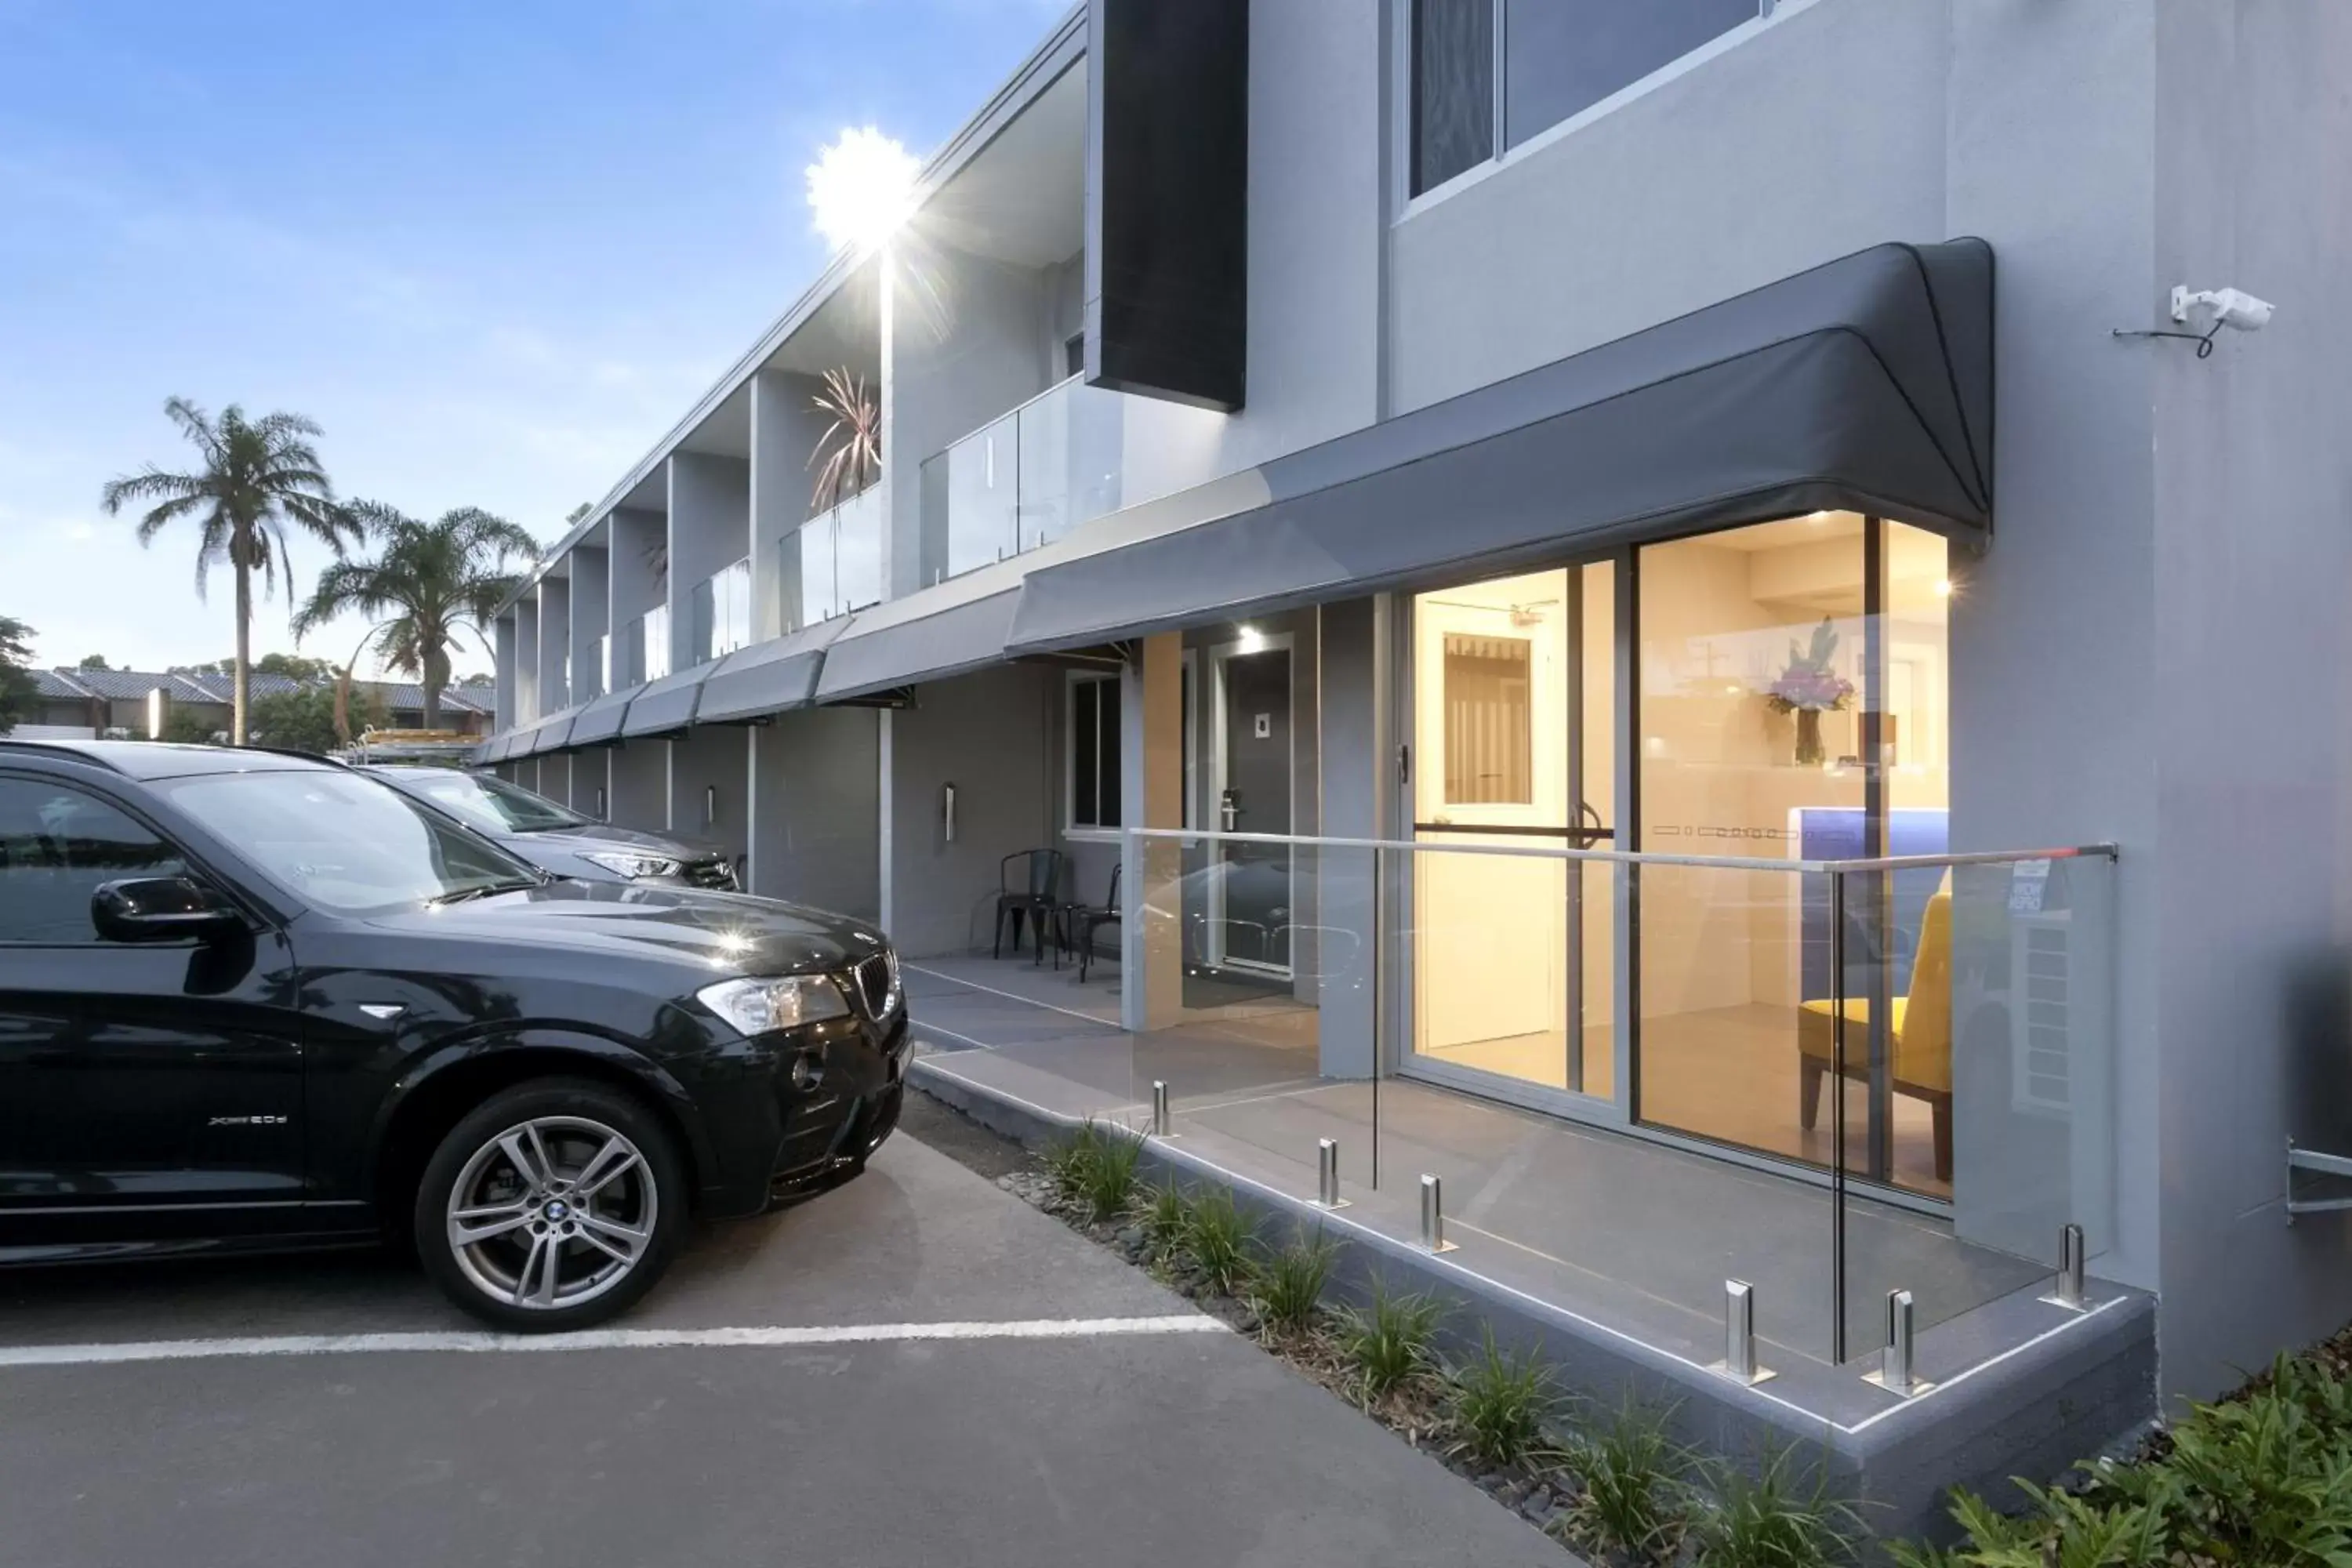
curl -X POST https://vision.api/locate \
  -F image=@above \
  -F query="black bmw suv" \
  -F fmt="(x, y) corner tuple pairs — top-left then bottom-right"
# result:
(0, 740), (906, 1330)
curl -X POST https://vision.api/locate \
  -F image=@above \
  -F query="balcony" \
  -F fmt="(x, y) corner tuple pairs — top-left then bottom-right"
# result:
(615, 607), (670, 688)
(787, 483), (884, 631)
(916, 374), (1219, 587)
(688, 558), (753, 666)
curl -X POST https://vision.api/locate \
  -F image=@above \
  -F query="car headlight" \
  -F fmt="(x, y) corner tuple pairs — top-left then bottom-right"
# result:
(581, 849), (684, 880)
(695, 975), (851, 1036)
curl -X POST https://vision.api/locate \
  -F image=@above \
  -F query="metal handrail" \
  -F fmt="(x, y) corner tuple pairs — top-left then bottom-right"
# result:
(1123, 825), (2116, 876)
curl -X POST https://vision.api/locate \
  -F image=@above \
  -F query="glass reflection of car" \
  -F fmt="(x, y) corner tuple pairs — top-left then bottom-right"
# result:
(1138, 851), (1367, 990)
(0, 740), (906, 1330)
(361, 765), (738, 890)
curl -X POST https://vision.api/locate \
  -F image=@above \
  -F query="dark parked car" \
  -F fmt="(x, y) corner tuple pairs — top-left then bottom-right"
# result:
(361, 764), (739, 890)
(0, 740), (905, 1330)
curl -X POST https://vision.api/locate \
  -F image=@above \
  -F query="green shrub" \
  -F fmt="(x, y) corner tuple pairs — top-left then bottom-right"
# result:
(1559, 1399), (1693, 1563)
(1335, 1281), (1444, 1401)
(1690, 1446), (1858, 1568)
(1898, 1352), (2352, 1568)
(1445, 1329), (1559, 1469)
(1250, 1228), (1336, 1338)
(1044, 1119), (1144, 1222)
(1181, 1187), (1255, 1297)
(1133, 1180), (1190, 1263)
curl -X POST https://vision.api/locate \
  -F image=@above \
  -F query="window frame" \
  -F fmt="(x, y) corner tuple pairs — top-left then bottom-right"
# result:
(0, 768), (247, 949)
(1064, 670), (1124, 837)
(1398, 0), (1777, 210)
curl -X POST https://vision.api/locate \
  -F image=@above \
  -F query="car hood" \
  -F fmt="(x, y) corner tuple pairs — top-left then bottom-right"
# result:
(363, 879), (885, 977)
(514, 822), (728, 860)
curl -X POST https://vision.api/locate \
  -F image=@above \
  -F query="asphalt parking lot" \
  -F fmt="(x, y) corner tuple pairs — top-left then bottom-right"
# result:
(0, 1095), (1568, 1568)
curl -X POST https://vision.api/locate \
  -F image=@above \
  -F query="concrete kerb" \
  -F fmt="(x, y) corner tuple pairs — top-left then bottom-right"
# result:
(907, 1058), (2154, 1543)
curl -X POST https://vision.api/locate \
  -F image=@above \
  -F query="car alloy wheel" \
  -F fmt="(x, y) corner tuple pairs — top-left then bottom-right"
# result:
(444, 1115), (659, 1312)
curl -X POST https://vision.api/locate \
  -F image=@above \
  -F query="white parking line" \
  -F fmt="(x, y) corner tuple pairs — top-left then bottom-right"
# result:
(0, 1315), (1228, 1370)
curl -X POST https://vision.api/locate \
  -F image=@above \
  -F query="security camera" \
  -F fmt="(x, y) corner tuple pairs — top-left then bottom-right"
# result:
(2172, 285), (2275, 332)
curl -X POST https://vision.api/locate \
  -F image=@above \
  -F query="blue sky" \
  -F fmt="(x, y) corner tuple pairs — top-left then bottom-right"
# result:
(0, 0), (1064, 676)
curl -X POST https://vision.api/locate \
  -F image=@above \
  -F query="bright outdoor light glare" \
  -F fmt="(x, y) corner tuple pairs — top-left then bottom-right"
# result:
(805, 125), (920, 254)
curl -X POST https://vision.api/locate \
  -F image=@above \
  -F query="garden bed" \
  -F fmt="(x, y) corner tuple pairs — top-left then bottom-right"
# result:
(1004, 1116), (2352, 1568)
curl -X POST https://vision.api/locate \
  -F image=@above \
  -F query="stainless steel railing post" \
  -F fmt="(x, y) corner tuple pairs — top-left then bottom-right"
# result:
(1882, 1289), (1915, 1395)
(1723, 1279), (1758, 1383)
(1150, 1080), (1169, 1138)
(1418, 1174), (1454, 1252)
(1316, 1138), (1345, 1208)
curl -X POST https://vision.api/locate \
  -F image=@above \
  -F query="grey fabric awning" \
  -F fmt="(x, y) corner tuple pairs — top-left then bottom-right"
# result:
(815, 588), (1022, 703)
(619, 664), (712, 739)
(477, 731), (513, 765)
(1007, 239), (1992, 654)
(696, 620), (848, 724)
(511, 708), (583, 758)
(568, 684), (642, 748)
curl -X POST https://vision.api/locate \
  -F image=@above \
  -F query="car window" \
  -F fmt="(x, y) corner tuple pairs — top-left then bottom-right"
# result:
(0, 777), (188, 944)
(162, 769), (539, 916)
(392, 770), (587, 833)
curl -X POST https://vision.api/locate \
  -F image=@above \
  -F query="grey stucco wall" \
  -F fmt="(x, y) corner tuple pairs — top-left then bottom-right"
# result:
(884, 663), (1059, 957)
(536, 575), (570, 712)
(884, 242), (1058, 599)
(2138, 0), (2352, 1399)
(608, 506), (666, 674)
(750, 368), (831, 640)
(666, 452), (751, 672)
(608, 739), (667, 830)
(568, 546), (609, 701)
(665, 725), (750, 869)
(493, 616), (515, 731)
(750, 706), (882, 922)
(514, 599), (539, 722)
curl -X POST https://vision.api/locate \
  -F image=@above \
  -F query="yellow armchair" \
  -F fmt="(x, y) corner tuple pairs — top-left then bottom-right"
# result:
(1796, 888), (1953, 1181)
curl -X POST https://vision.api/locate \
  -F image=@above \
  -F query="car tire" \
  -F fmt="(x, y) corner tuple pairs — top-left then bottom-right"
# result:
(414, 1078), (688, 1333)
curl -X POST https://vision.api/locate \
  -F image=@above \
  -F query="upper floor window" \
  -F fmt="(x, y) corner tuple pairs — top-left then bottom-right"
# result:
(1411, 0), (1765, 198)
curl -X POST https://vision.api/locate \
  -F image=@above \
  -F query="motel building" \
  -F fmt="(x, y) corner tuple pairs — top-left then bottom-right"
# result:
(477, 0), (2352, 1527)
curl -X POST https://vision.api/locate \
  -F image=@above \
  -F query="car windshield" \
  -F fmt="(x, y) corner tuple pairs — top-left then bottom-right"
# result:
(162, 768), (544, 915)
(387, 769), (590, 834)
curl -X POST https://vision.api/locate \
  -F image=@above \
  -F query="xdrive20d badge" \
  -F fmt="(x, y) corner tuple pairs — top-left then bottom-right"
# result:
(0, 740), (907, 1330)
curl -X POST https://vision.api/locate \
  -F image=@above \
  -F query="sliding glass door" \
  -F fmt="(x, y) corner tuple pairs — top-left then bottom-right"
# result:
(1396, 515), (1954, 1200)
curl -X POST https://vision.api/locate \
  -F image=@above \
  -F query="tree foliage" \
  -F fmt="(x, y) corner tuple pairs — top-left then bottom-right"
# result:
(245, 683), (384, 756)
(100, 398), (358, 744)
(0, 616), (37, 735)
(293, 502), (537, 730)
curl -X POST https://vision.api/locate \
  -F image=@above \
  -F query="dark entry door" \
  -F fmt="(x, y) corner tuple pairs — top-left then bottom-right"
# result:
(1217, 648), (1292, 974)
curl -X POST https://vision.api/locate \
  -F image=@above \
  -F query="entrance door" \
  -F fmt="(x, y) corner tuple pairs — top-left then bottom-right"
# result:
(1212, 644), (1291, 976)
(1407, 564), (1617, 1099)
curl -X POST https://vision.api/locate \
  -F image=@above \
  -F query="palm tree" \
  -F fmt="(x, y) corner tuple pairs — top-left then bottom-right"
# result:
(293, 502), (540, 731)
(100, 398), (358, 745)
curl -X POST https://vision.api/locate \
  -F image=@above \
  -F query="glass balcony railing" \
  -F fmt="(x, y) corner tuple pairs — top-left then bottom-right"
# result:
(688, 557), (753, 666)
(786, 483), (884, 631)
(1004, 830), (2117, 1375)
(918, 373), (1178, 588)
(616, 607), (669, 688)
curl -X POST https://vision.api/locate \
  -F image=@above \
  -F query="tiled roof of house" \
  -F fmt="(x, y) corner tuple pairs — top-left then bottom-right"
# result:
(39, 667), (492, 715)
(32, 669), (95, 699)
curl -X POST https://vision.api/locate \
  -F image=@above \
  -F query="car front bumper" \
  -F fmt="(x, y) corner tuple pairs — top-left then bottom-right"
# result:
(688, 1000), (910, 1218)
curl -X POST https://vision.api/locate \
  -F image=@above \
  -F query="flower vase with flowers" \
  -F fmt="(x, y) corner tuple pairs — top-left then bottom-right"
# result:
(1764, 617), (1855, 766)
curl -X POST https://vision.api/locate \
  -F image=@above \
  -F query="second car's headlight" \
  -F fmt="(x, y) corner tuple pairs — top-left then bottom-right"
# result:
(695, 975), (851, 1036)
(581, 850), (684, 880)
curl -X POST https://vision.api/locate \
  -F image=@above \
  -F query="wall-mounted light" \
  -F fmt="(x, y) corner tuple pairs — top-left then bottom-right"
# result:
(1235, 625), (1268, 655)
(942, 782), (958, 844)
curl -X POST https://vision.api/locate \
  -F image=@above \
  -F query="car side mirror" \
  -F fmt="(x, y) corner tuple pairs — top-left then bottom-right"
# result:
(91, 877), (242, 944)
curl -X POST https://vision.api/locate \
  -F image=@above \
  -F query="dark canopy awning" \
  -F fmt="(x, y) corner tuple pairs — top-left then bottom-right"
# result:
(568, 684), (641, 748)
(511, 708), (583, 758)
(1007, 239), (1991, 653)
(620, 665), (712, 739)
(697, 620), (847, 724)
(815, 588), (1022, 704)
(477, 731), (514, 765)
